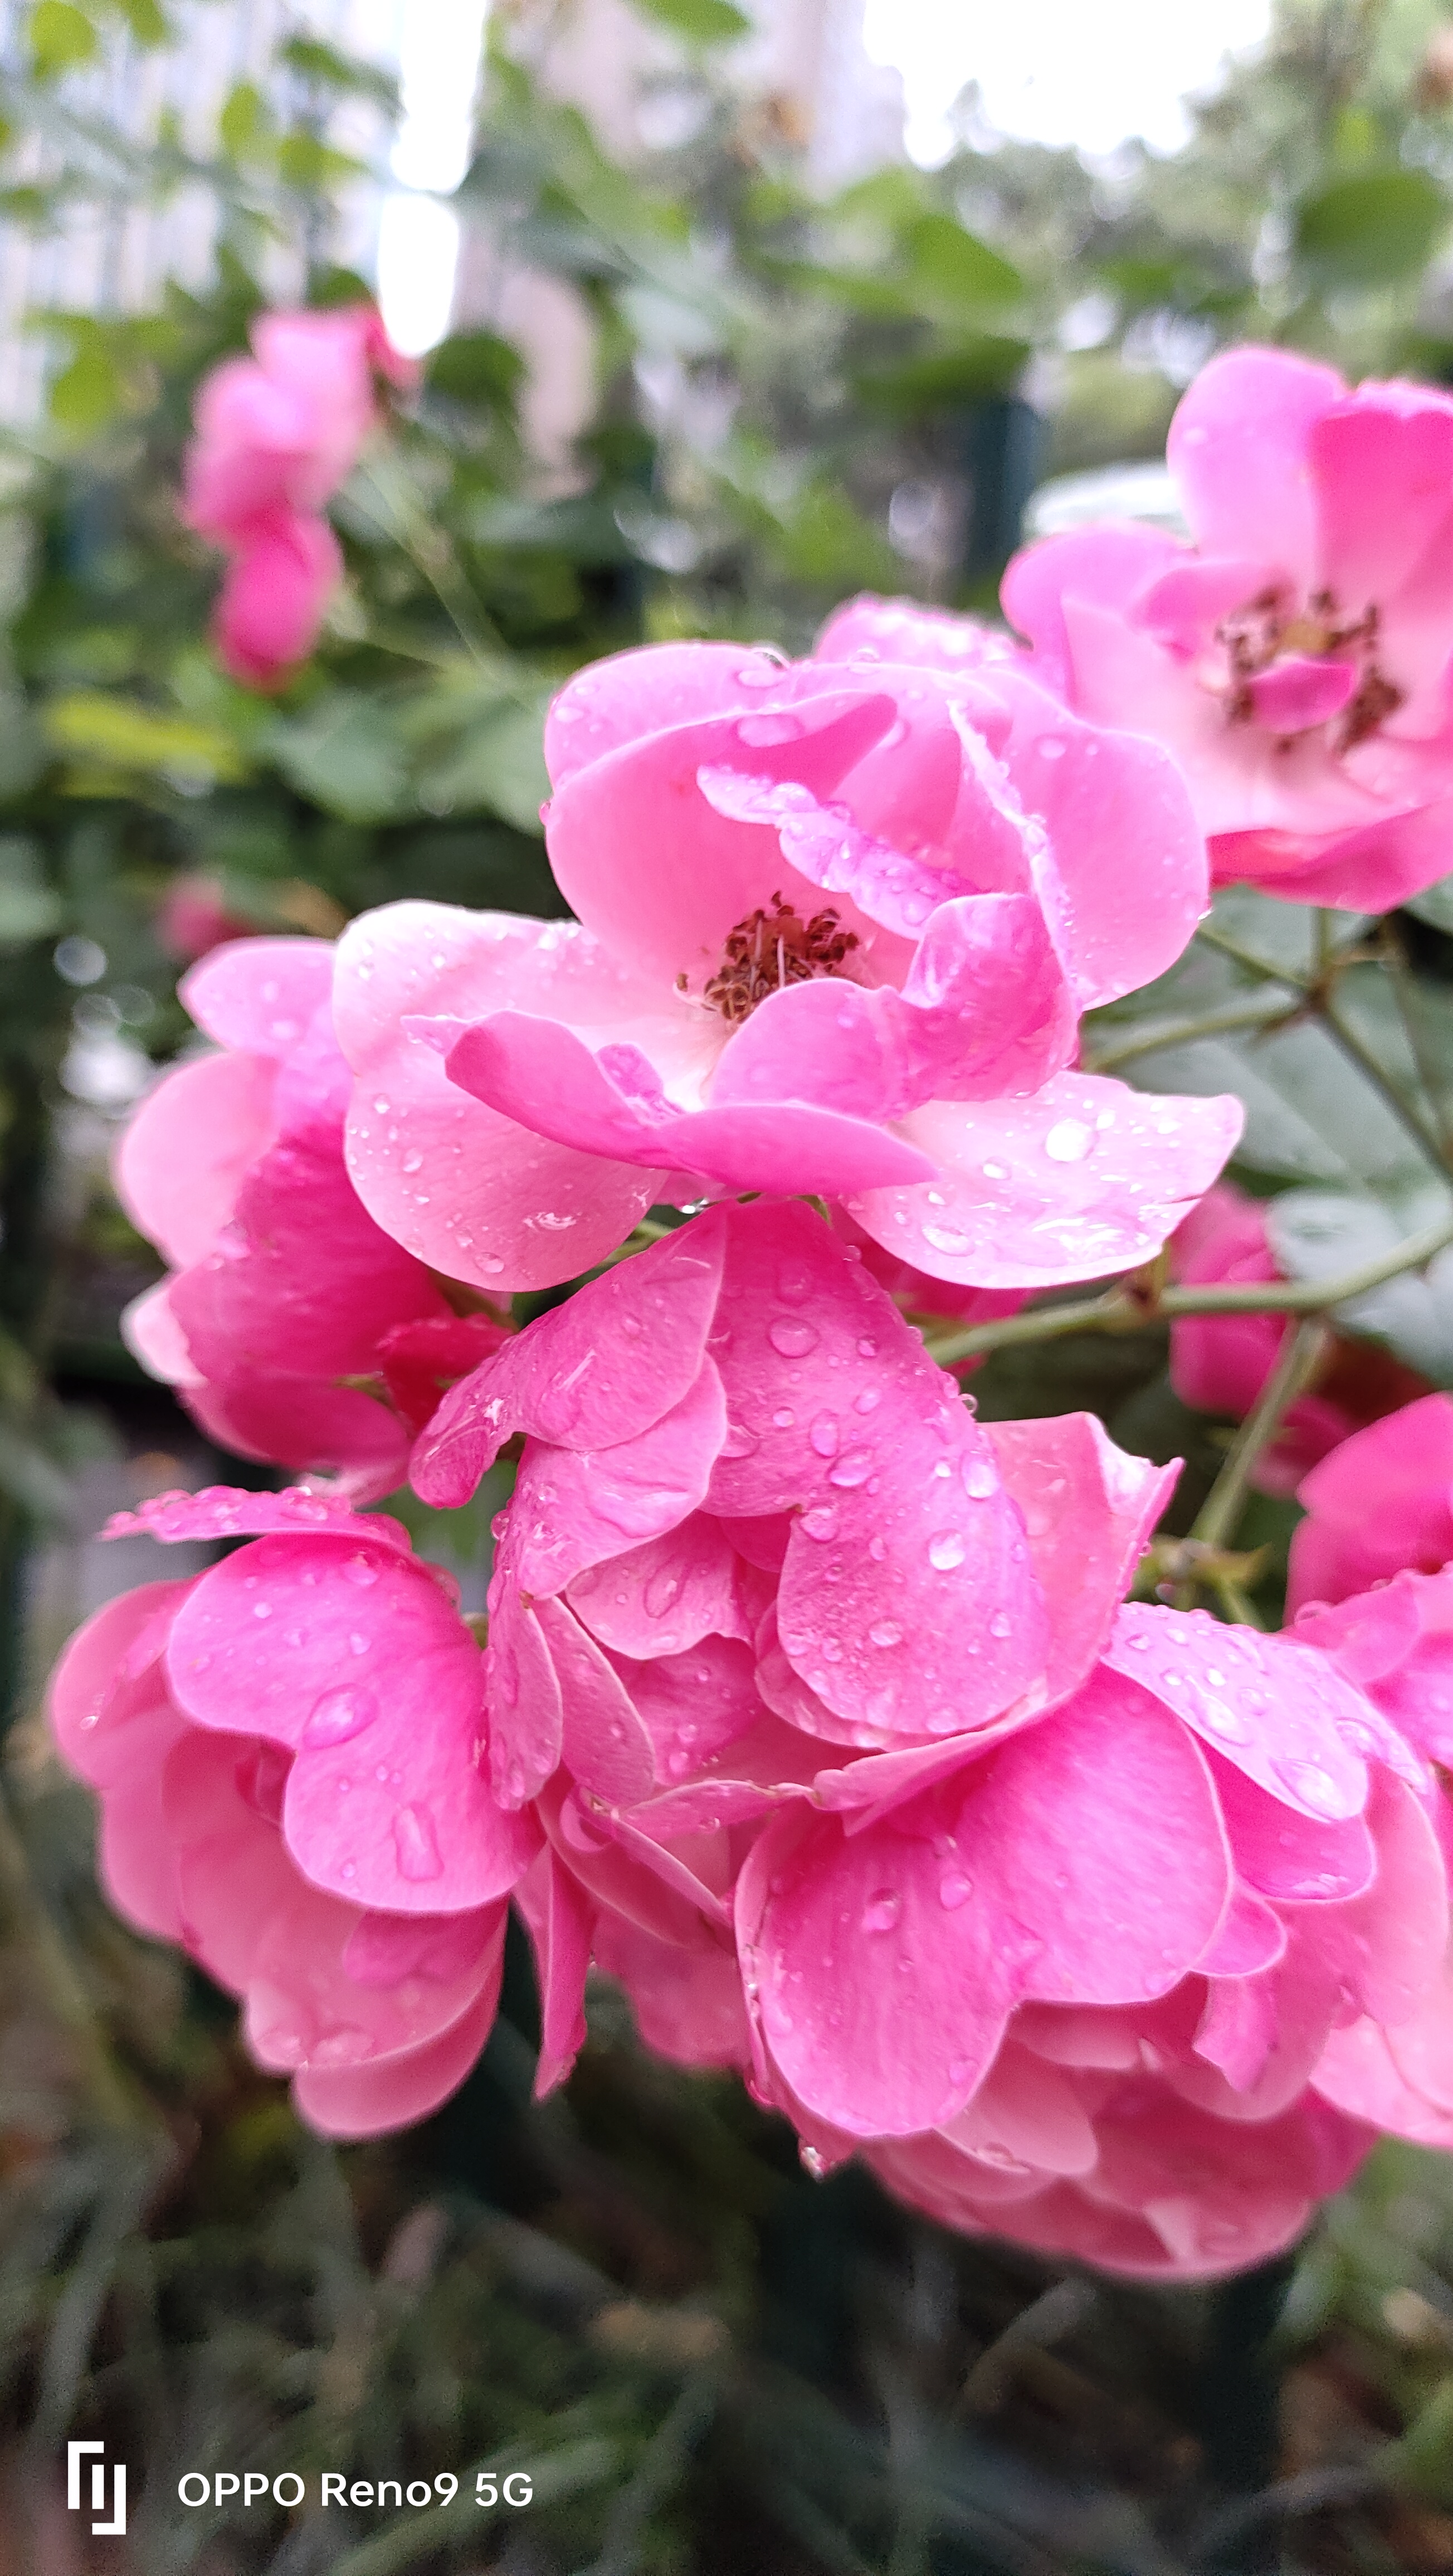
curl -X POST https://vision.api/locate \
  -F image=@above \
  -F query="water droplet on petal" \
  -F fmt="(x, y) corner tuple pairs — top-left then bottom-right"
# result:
(1044, 1119), (1094, 1163)
(869, 1618), (903, 1648)
(303, 1686), (379, 1748)
(929, 1530), (966, 1571)
(861, 1888), (900, 1934)
(770, 1316), (821, 1358)
(810, 1410), (840, 1458)
(938, 1870), (973, 1909)
(393, 1803), (443, 1881)
(343, 1552), (379, 1588)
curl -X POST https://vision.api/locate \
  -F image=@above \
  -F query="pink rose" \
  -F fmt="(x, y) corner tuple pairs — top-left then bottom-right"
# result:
(1169, 1184), (1427, 1497)
(48, 1489), (537, 2137)
(1288, 1392), (1453, 1611)
(333, 639), (1240, 1294)
(115, 935), (506, 1496)
(409, 1201), (1177, 2106)
(183, 304), (415, 690)
(1002, 347), (1453, 912)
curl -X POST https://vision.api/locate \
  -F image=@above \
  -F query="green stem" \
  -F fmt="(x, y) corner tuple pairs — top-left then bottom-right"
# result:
(1195, 921), (1312, 989)
(1186, 1316), (1331, 1560)
(1084, 991), (1294, 1074)
(924, 1205), (1453, 1369)
(1316, 994), (1448, 1172)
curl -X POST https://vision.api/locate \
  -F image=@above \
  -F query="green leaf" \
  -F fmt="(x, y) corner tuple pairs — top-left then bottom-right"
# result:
(108, 0), (167, 47)
(900, 214), (1022, 313)
(27, 0), (96, 77)
(44, 692), (247, 785)
(0, 836), (60, 947)
(46, 338), (125, 436)
(269, 692), (411, 823)
(624, 0), (750, 42)
(856, 337), (1030, 414)
(425, 331), (524, 410)
(276, 133), (364, 191)
(415, 692), (552, 834)
(1406, 872), (1453, 935)
(278, 35), (399, 111)
(1294, 168), (1447, 286)
(1266, 1185), (1453, 1383)
(218, 81), (269, 160)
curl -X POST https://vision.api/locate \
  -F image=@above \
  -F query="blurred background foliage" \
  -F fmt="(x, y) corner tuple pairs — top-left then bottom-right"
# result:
(16, 0), (1453, 2567)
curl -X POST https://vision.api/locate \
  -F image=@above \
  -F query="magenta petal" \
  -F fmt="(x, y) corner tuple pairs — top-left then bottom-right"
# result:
(986, 1415), (1178, 1713)
(1104, 1604), (1371, 1821)
(534, 1599), (657, 1806)
(500, 1365), (726, 1598)
(1314, 2014), (1453, 2148)
(741, 1672), (1228, 2135)
(48, 1578), (191, 1786)
(1001, 523), (1183, 694)
(567, 1516), (749, 1658)
(544, 640), (797, 786)
(514, 1849), (594, 2096)
(1310, 387), (1453, 616)
(484, 1574), (563, 1808)
(413, 1220), (725, 1505)
(1132, 557), (1277, 648)
(850, 1077), (1243, 1289)
(1245, 655), (1358, 733)
(442, 1010), (935, 1194)
(1210, 1754), (1375, 1903)
(1289, 1392), (1453, 1610)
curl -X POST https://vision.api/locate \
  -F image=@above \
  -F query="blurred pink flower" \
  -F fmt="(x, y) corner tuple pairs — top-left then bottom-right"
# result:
(1288, 1392), (1453, 1611)
(1168, 1184), (1427, 1497)
(48, 1487), (537, 2136)
(155, 871), (256, 964)
(115, 935), (506, 1496)
(183, 304), (414, 689)
(334, 638), (1240, 1293)
(1002, 347), (1453, 911)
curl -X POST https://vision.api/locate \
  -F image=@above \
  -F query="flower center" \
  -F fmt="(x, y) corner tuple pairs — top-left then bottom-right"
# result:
(1216, 587), (1403, 750)
(698, 891), (859, 1024)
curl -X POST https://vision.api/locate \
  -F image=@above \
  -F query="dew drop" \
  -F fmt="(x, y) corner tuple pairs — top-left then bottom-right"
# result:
(869, 1618), (903, 1648)
(770, 1316), (821, 1358)
(1044, 1119), (1094, 1164)
(343, 1552), (379, 1588)
(861, 1888), (901, 1934)
(961, 1455), (998, 1500)
(1272, 1754), (1345, 1818)
(989, 1612), (1012, 1639)
(303, 1685), (379, 1748)
(801, 1505), (839, 1541)
(929, 1530), (967, 1571)
(938, 1870), (974, 1910)
(393, 1803), (444, 1881)
(827, 1447), (875, 1487)
(810, 1410), (840, 1458)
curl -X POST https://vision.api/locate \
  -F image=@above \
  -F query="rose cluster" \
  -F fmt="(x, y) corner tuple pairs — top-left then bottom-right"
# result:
(48, 328), (1453, 2281)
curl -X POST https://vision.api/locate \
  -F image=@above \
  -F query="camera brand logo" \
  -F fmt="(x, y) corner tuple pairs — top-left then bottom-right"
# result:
(67, 2440), (127, 2538)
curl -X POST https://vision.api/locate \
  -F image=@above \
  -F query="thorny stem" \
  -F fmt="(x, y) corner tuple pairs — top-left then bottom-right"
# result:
(1173, 1317), (1332, 1603)
(923, 1205), (1453, 1368)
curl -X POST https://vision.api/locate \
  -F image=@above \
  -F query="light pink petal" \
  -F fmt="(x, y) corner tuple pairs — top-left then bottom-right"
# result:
(942, 2042), (1099, 2178)
(1261, 791), (1453, 913)
(246, 1879), (504, 2076)
(986, 1415), (1178, 1714)
(541, 1777), (726, 1948)
(182, 1375), (409, 1499)
(1289, 1393), (1453, 1610)
(47, 1578), (191, 1784)
(1384, 1943), (1453, 2114)
(989, 670), (1210, 1007)
(1079, 2087), (1368, 2278)
(164, 1728), (301, 1988)
(412, 1218), (725, 1507)
(1198, 1891), (1287, 1978)
(181, 934), (337, 1057)
(567, 1515), (749, 1659)
(1132, 557), (1278, 649)
(440, 1011), (934, 1194)
(114, 1051), (278, 1267)
(616, 1633), (763, 1781)
(850, 1076), (1242, 1289)
(294, 1977), (501, 2138)
(547, 692), (901, 985)
(1104, 1603), (1371, 1821)
(335, 902), (663, 1295)
(164, 1528), (535, 1912)
(1301, 1767), (1448, 2029)
(695, 759), (967, 939)
(545, 640), (794, 786)
(1314, 2010), (1453, 2146)
(1167, 345), (1344, 578)
(594, 1911), (752, 2070)
(739, 1671), (1229, 2135)
(816, 594), (1016, 678)
(121, 1280), (201, 1387)
(514, 1850), (595, 2096)
(1210, 1753), (1376, 1903)
(1001, 523), (1183, 696)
